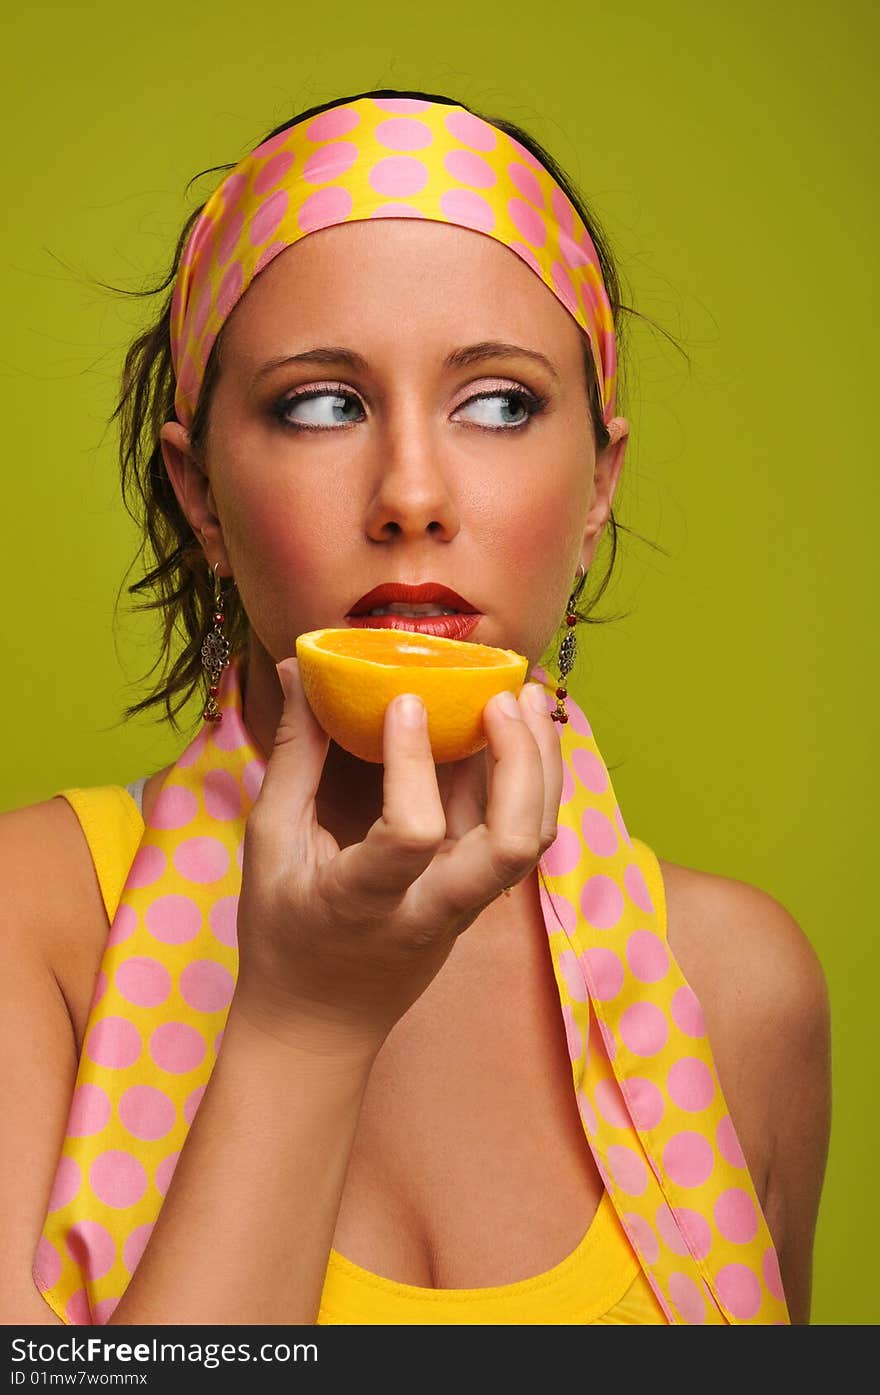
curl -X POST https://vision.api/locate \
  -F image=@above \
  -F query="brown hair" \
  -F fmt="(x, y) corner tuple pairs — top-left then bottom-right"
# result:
(105, 87), (675, 732)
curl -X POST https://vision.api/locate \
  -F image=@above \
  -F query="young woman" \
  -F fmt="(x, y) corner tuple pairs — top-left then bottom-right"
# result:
(1, 88), (830, 1326)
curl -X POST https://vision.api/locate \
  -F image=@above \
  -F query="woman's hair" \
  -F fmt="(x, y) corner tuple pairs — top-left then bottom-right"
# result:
(106, 87), (675, 730)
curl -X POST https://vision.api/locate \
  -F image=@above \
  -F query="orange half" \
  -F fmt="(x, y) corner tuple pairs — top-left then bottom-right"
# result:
(295, 627), (529, 764)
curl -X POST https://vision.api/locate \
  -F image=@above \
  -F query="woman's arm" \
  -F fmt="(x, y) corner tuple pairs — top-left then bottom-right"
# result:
(662, 860), (832, 1325)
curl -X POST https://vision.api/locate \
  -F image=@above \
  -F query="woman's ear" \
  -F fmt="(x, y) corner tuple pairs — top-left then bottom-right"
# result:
(581, 417), (629, 569)
(159, 421), (232, 575)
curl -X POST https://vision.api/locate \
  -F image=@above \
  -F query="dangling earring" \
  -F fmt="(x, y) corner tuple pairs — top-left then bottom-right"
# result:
(551, 562), (587, 725)
(201, 561), (231, 724)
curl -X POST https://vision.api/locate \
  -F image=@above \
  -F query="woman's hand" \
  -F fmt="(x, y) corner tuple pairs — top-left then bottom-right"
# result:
(233, 658), (563, 1058)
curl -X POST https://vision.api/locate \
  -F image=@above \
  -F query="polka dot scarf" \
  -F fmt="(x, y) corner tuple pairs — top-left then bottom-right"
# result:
(34, 657), (789, 1324)
(168, 94), (618, 431)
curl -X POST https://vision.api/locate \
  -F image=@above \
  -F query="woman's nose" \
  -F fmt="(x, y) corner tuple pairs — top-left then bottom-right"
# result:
(363, 427), (461, 542)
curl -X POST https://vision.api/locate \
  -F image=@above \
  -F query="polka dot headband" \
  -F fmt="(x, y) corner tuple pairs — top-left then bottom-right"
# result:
(169, 96), (618, 430)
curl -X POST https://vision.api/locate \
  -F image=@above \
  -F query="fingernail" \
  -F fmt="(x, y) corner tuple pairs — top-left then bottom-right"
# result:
(398, 694), (426, 727)
(495, 689), (522, 719)
(523, 684), (549, 715)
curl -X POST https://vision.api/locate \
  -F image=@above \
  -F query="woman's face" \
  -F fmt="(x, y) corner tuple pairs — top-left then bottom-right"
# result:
(162, 217), (628, 671)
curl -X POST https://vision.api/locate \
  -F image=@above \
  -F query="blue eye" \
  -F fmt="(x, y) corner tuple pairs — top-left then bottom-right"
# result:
(273, 386), (548, 431)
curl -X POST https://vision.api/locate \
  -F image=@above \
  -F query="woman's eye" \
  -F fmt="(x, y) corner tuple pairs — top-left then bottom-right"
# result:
(273, 386), (547, 431)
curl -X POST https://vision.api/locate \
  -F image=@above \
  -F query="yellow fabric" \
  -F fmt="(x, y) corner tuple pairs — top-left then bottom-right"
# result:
(44, 782), (667, 1325)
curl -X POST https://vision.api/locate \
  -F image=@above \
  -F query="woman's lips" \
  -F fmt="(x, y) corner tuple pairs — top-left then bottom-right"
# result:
(345, 613), (482, 641)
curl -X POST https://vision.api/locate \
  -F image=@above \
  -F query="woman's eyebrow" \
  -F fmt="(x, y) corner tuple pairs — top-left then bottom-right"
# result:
(251, 341), (560, 385)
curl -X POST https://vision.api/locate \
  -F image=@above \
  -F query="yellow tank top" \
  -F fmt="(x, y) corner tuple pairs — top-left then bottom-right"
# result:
(46, 781), (667, 1325)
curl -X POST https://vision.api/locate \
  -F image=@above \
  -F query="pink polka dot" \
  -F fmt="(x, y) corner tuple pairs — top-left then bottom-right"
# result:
(445, 109), (496, 151)
(542, 823), (581, 876)
(595, 1078), (630, 1128)
(626, 930), (669, 983)
(626, 1076), (665, 1130)
(717, 1114), (747, 1168)
(123, 1222), (154, 1275)
(506, 136), (544, 173)
(216, 260), (243, 320)
(150, 1022), (206, 1074)
(150, 785), (198, 830)
(581, 874), (625, 930)
(179, 960), (235, 1013)
(155, 1151), (179, 1197)
(607, 1144), (648, 1196)
(118, 1085), (176, 1141)
(298, 186), (354, 233)
(558, 949), (588, 1002)
(619, 1002), (668, 1057)
(663, 1131), (715, 1188)
(668, 1271), (707, 1324)
(762, 1246), (786, 1301)
(559, 231), (591, 269)
(126, 844), (166, 889)
(667, 1057), (715, 1112)
(204, 768), (243, 821)
(375, 116), (433, 151)
(562, 1004), (583, 1062)
(369, 155), (429, 198)
(507, 197), (546, 247)
(66, 1220), (115, 1280)
(192, 281), (213, 339)
(93, 1296), (120, 1325)
(303, 142), (358, 185)
(565, 701), (593, 737)
(576, 1089), (597, 1134)
(209, 894), (239, 948)
(47, 1154), (81, 1212)
(715, 1263), (762, 1320)
(509, 240), (541, 276)
(538, 884), (577, 933)
(145, 892), (202, 944)
(178, 727), (208, 767)
(673, 1207), (713, 1260)
(220, 170), (248, 210)
(174, 835), (230, 884)
(624, 862), (655, 913)
(90, 970), (107, 1009)
(373, 96), (432, 114)
(184, 1085), (206, 1125)
(66, 1288), (93, 1324)
(90, 1150), (148, 1208)
(216, 208), (244, 266)
(613, 804), (633, 848)
(305, 106), (360, 142)
(551, 186), (576, 238)
(440, 188), (495, 232)
(571, 748), (607, 793)
(583, 946), (624, 1001)
(655, 1202), (690, 1257)
(581, 808), (618, 857)
(508, 162), (545, 208)
(551, 261), (579, 315)
(213, 1028), (225, 1056)
(241, 758), (265, 803)
(108, 903), (136, 946)
(445, 149), (496, 188)
(115, 956), (171, 1009)
(254, 148), (295, 197)
(85, 1018), (141, 1071)
(33, 1235), (62, 1289)
(671, 984), (706, 1038)
(622, 1212), (660, 1266)
(714, 1188), (759, 1244)
(68, 1082), (112, 1137)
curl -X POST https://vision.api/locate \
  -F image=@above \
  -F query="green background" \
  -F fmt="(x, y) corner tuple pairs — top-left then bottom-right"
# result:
(2, 0), (875, 1324)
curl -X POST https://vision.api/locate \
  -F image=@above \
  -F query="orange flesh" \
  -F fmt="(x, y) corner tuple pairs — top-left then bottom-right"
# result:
(315, 630), (510, 669)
